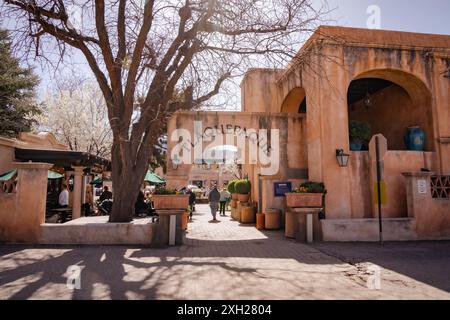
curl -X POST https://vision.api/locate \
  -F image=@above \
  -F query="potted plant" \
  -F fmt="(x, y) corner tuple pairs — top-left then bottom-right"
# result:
(228, 180), (239, 201)
(285, 182), (326, 208)
(349, 120), (371, 151)
(152, 187), (189, 210)
(235, 179), (251, 202)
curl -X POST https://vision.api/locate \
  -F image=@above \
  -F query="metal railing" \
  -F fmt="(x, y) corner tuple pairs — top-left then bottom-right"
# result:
(431, 175), (450, 199)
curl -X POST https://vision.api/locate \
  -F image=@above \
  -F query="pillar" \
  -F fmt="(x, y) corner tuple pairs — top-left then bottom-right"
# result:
(72, 166), (85, 219)
(10, 162), (53, 242)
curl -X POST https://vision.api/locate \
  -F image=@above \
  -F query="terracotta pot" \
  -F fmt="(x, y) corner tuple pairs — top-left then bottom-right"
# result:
(285, 193), (323, 208)
(231, 193), (239, 200)
(265, 209), (281, 230)
(230, 206), (236, 220)
(285, 210), (298, 238)
(236, 202), (244, 222)
(152, 194), (189, 209)
(240, 206), (255, 224)
(238, 193), (250, 202)
(256, 213), (265, 230)
(231, 199), (238, 208)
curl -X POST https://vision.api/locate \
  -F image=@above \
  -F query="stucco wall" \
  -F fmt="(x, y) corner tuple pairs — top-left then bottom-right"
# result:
(40, 217), (155, 245)
(241, 69), (283, 113)
(0, 163), (51, 243)
(348, 152), (372, 219)
(322, 218), (417, 242)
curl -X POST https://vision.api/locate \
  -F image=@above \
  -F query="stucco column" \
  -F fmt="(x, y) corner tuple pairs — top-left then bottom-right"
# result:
(72, 166), (85, 219)
(12, 162), (53, 242)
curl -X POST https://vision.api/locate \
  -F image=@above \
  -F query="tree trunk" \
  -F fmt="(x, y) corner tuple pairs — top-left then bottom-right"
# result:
(108, 142), (148, 223)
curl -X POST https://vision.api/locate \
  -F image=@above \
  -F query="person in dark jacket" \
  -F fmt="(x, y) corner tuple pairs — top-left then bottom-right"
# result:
(99, 186), (113, 202)
(188, 188), (196, 221)
(135, 190), (148, 216)
(208, 185), (221, 221)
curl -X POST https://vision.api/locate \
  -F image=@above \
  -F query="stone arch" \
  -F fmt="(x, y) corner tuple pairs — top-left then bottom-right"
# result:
(280, 87), (307, 114)
(347, 68), (435, 151)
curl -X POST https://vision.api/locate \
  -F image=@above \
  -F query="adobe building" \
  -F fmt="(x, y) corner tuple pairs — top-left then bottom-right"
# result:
(0, 132), (112, 243)
(167, 26), (450, 241)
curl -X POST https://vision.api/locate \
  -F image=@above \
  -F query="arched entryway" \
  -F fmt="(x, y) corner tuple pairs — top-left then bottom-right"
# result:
(347, 69), (434, 151)
(281, 87), (307, 114)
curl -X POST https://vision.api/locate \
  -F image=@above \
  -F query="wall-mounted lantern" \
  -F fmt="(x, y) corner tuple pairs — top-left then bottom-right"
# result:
(336, 149), (350, 167)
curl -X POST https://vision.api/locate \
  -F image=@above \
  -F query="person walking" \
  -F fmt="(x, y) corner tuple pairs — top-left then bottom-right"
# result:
(188, 188), (196, 221)
(219, 187), (231, 216)
(208, 185), (221, 221)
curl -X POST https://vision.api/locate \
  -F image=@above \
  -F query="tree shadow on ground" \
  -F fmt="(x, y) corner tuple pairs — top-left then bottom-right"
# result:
(313, 241), (450, 293)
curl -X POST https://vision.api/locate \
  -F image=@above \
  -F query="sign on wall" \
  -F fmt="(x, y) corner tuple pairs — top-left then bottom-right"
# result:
(417, 179), (427, 194)
(274, 182), (292, 197)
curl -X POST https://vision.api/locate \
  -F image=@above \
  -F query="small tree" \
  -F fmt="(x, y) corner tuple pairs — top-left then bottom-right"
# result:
(38, 76), (113, 158)
(0, 29), (40, 137)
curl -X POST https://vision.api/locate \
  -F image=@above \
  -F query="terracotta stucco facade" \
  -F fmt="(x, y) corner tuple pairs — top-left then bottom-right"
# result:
(168, 26), (450, 241)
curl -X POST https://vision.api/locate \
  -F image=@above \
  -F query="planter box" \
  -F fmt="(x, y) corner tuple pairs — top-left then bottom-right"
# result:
(285, 193), (323, 208)
(231, 193), (239, 200)
(152, 195), (189, 210)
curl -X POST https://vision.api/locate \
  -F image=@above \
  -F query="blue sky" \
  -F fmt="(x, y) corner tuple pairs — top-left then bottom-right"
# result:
(326, 0), (450, 34)
(4, 0), (449, 97)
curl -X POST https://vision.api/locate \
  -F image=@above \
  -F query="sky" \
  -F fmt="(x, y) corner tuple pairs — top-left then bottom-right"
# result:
(325, 0), (450, 34)
(3, 0), (450, 103)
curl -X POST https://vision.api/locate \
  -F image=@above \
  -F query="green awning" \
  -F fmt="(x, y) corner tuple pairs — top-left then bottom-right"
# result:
(0, 169), (17, 181)
(144, 171), (165, 184)
(48, 170), (64, 180)
(90, 177), (102, 185)
(0, 169), (63, 180)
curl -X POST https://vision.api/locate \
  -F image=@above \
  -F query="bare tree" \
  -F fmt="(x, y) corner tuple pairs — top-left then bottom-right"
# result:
(37, 76), (113, 158)
(3, 0), (326, 222)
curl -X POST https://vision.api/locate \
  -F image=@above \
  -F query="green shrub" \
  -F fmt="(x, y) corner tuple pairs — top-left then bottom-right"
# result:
(235, 179), (251, 194)
(349, 121), (371, 144)
(154, 187), (178, 195)
(227, 180), (237, 193)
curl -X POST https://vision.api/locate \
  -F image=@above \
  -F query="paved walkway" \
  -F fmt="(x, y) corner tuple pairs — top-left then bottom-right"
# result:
(0, 204), (449, 299)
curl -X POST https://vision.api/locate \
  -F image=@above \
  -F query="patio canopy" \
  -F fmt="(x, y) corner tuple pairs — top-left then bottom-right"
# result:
(144, 171), (165, 184)
(15, 148), (111, 170)
(0, 169), (64, 181)
(90, 177), (103, 185)
(0, 169), (17, 181)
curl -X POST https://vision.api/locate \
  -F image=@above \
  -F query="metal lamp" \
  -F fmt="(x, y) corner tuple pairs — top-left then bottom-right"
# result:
(336, 149), (350, 167)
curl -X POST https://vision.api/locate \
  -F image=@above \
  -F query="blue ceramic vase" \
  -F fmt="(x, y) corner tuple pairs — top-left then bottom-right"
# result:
(350, 142), (363, 151)
(404, 126), (425, 151)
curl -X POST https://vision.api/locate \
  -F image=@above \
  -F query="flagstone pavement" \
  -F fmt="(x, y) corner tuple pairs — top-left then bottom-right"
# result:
(0, 204), (449, 300)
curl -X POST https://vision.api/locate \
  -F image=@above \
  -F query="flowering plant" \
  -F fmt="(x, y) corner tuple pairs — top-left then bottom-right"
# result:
(292, 182), (326, 194)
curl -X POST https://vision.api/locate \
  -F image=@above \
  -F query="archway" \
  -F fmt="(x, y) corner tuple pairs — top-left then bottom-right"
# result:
(347, 69), (434, 151)
(189, 144), (240, 189)
(281, 87), (307, 114)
